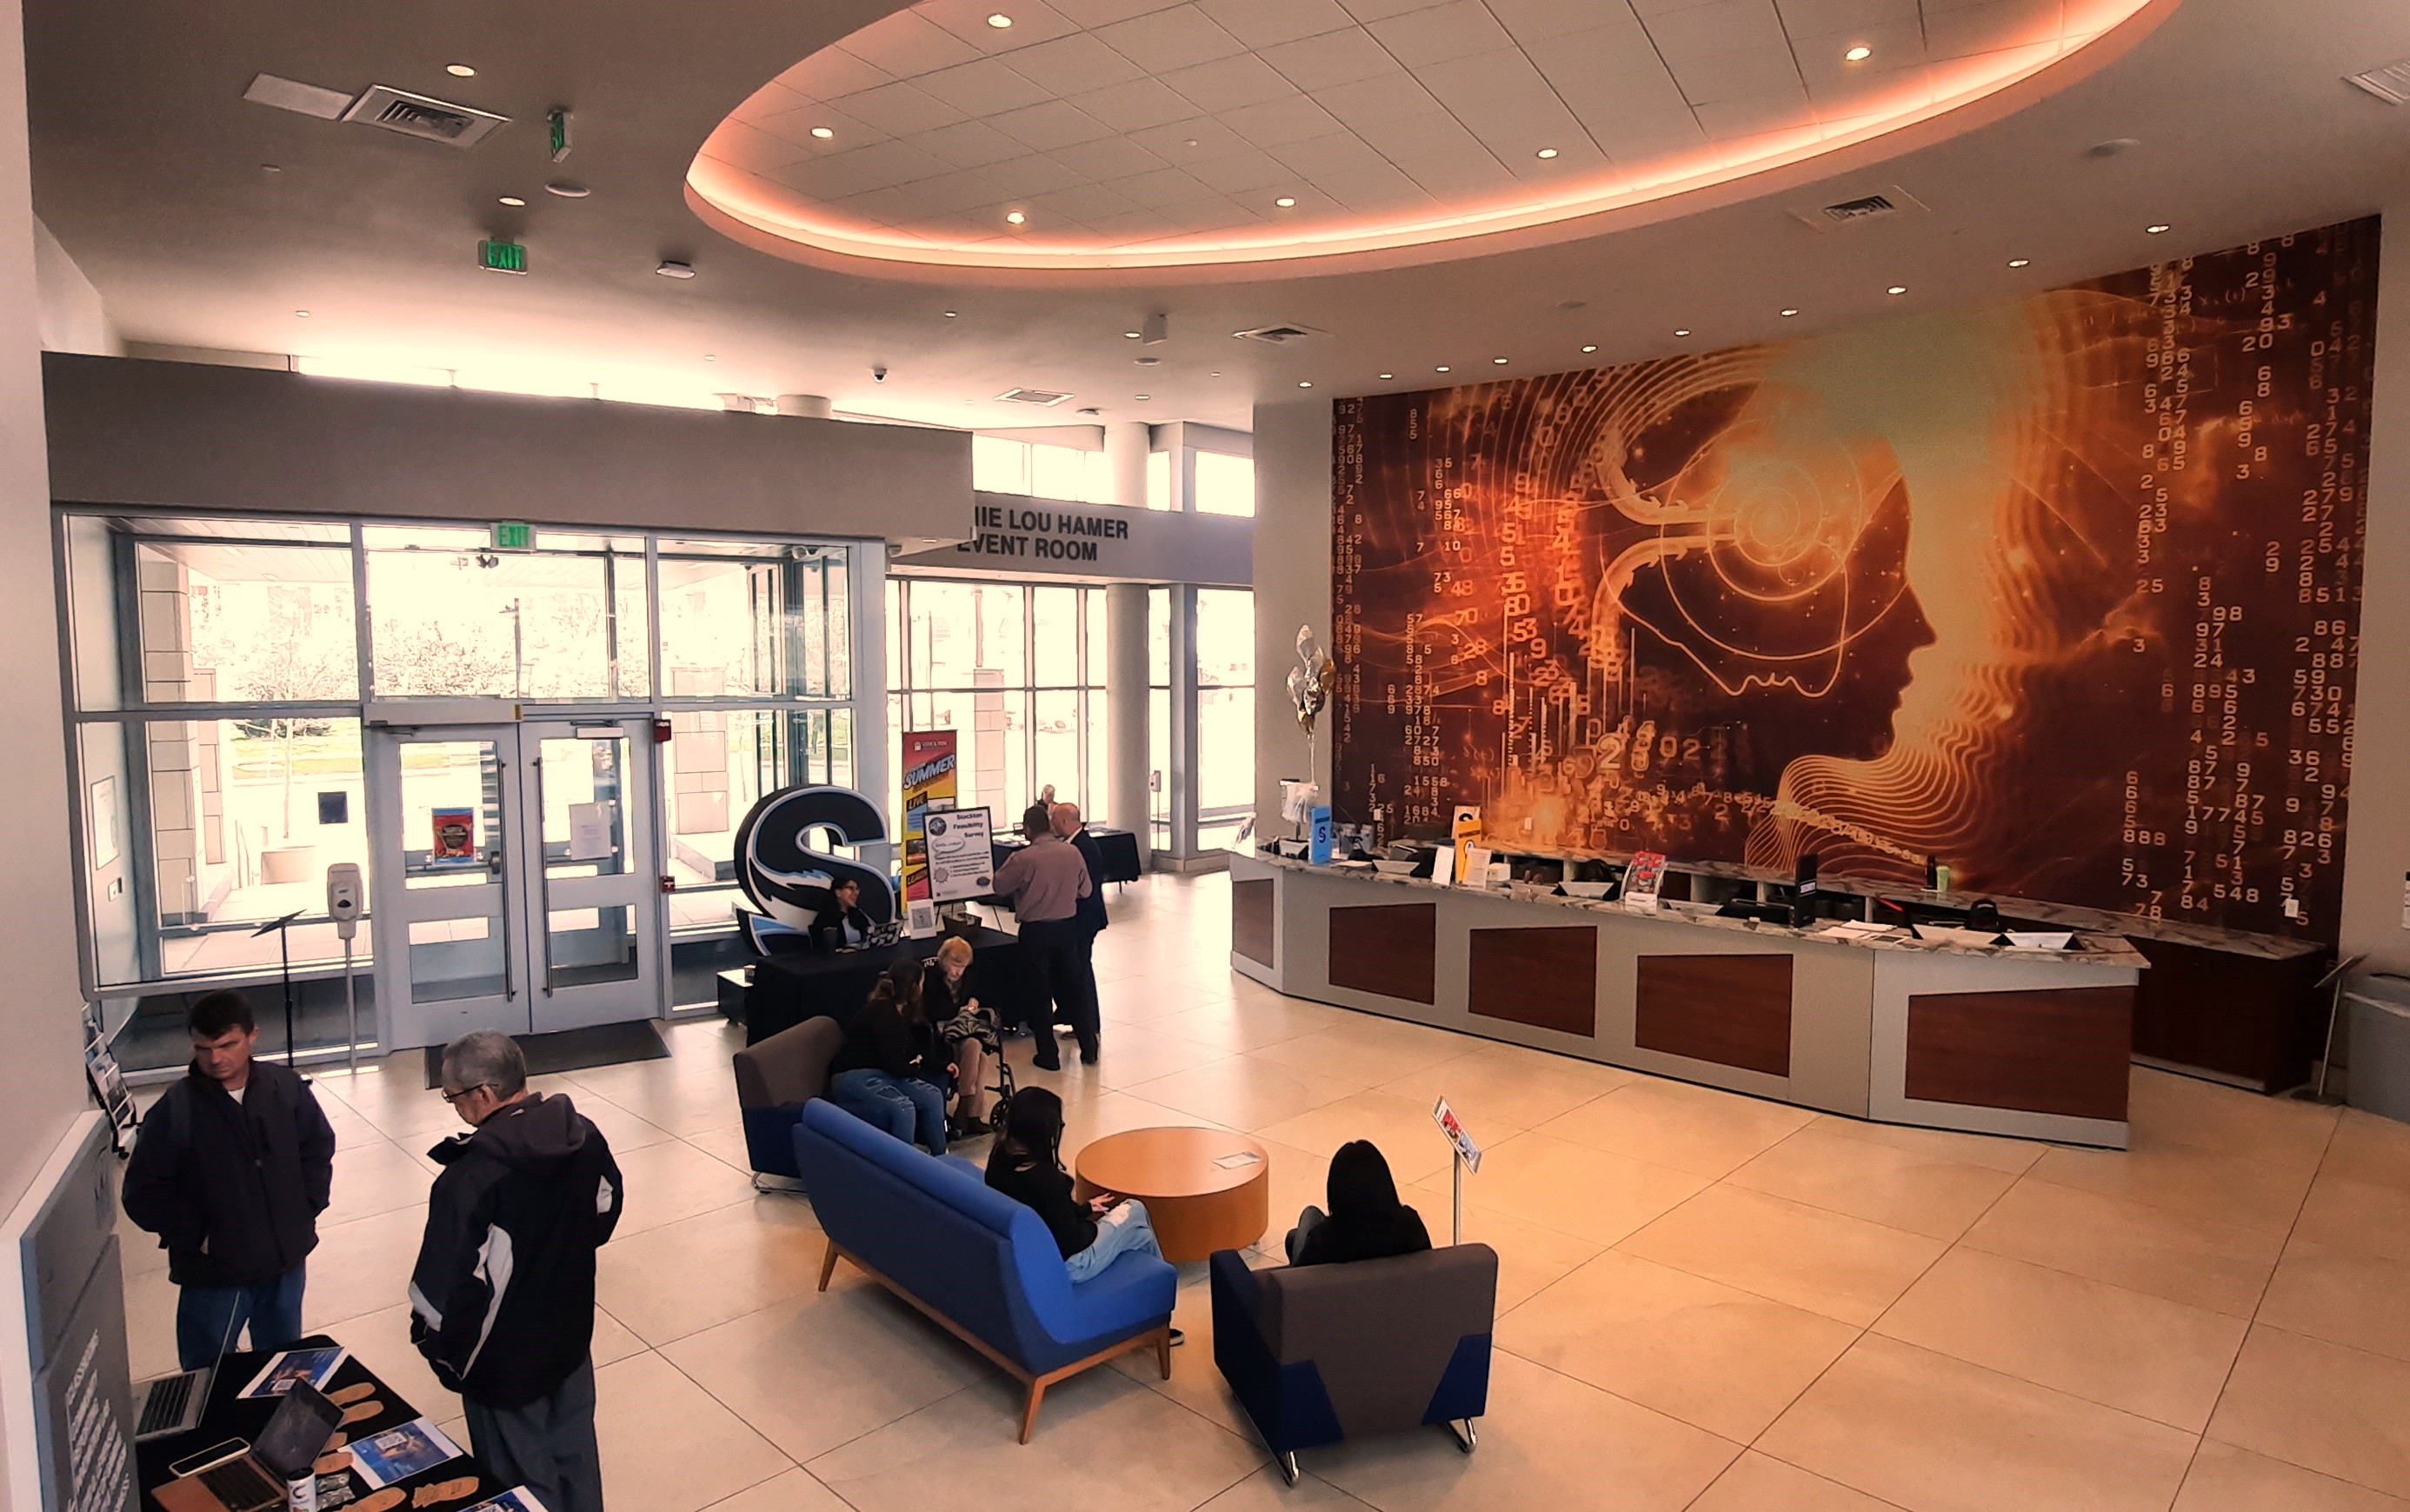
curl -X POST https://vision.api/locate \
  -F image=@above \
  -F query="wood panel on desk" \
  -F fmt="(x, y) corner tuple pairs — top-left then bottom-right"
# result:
(1468, 925), (1598, 1037)
(1634, 955), (1794, 1076)
(2129, 936), (2329, 1093)
(1232, 878), (1275, 966)
(1906, 986), (2134, 1121)
(1328, 903), (1436, 1003)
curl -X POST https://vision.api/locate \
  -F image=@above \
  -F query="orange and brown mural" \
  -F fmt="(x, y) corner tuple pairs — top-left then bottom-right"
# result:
(1332, 218), (2377, 940)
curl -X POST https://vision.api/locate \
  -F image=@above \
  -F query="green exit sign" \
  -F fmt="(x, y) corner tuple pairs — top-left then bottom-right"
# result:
(491, 521), (532, 550)
(478, 239), (528, 275)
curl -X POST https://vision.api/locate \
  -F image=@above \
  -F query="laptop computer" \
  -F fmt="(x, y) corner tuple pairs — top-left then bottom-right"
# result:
(154, 1380), (342, 1512)
(132, 1362), (214, 1442)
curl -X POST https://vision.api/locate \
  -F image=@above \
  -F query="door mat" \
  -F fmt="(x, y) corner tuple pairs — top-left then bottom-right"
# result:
(422, 1020), (670, 1089)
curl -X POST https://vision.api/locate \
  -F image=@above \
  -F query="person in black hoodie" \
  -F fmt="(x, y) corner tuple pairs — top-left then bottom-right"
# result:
(1284, 1140), (1434, 1267)
(828, 960), (949, 1155)
(410, 1031), (622, 1512)
(811, 876), (875, 951)
(121, 990), (336, 1370)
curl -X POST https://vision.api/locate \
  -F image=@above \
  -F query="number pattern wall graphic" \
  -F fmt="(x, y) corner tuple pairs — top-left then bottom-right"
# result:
(1331, 218), (2377, 941)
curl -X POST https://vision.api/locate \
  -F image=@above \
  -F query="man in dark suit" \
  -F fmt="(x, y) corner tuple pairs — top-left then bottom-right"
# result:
(1053, 801), (1108, 1042)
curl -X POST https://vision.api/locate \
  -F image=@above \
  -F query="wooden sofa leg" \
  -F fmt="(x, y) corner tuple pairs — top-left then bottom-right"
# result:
(1155, 1325), (1173, 1380)
(1020, 1379), (1048, 1444)
(817, 1239), (842, 1292)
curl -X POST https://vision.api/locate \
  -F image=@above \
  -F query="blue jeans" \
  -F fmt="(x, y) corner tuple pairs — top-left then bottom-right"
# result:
(830, 1069), (947, 1155)
(176, 1262), (306, 1371)
(1065, 1200), (1161, 1282)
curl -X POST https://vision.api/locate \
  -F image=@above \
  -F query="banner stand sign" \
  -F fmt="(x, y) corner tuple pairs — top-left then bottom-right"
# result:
(901, 731), (959, 937)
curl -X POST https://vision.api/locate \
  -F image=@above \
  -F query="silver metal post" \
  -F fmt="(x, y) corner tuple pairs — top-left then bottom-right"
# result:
(1452, 1153), (1462, 1246)
(343, 937), (359, 1074)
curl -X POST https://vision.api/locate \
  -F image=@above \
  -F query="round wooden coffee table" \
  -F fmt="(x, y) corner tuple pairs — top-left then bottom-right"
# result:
(1073, 1127), (1271, 1262)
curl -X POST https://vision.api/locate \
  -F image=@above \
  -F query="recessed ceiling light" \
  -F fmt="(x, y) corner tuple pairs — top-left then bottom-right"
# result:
(2007, 257), (2030, 268)
(1135, 393), (1151, 401)
(446, 63), (476, 77)
(1535, 147), (1559, 159)
(987, 12), (1013, 25)
(1492, 356), (1508, 364)
(1298, 381), (1313, 388)
(1674, 328), (1692, 337)
(1136, 356), (1161, 365)
(656, 261), (696, 279)
(1779, 308), (1800, 317)
(1124, 330), (1141, 338)
(295, 310), (310, 318)
(1378, 373), (1394, 380)
(1581, 344), (1597, 353)
(498, 195), (526, 207)
(1435, 365), (1450, 372)
(1275, 196), (1296, 208)
(2146, 223), (2171, 234)
(702, 354), (716, 361)
(261, 163), (281, 175)
(943, 310), (959, 317)
(1844, 44), (1872, 62)
(544, 181), (589, 197)
(1183, 138), (1199, 147)
(1886, 284), (1907, 296)
(1006, 210), (1026, 224)
(810, 126), (835, 140)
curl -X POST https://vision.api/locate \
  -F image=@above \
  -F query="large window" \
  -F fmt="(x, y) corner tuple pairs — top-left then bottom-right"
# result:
(1194, 450), (1256, 517)
(886, 577), (1108, 834)
(363, 526), (650, 700)
(1195, 588), (1255, 849)
(972, 435), (1113, 504)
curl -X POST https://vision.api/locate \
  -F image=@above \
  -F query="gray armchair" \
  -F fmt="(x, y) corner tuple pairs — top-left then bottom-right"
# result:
(732, 1016), (844, 1184)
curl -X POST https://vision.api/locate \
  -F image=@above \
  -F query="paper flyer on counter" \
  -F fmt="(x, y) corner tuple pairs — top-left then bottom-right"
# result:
(236, 1344), (349, 1400)
(348, 1416), (467, 1489)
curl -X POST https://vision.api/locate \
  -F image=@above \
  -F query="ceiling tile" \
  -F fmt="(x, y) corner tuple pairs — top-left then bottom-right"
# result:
(1045, 134), (1170, 178)
(1776, 0), (1920, 37)
(1081, 207), (1184, 243)
(1128, 115), (1252, 158)
(906, 169), (1031, 213)
(1487, 0), (1648, 46)
(1413, 49), (1588, 155)
(1805, 63), (1932, 120)
(1631, 0), (1731, 13)
(1196, 0), (1358, 48)
(989, 100), (1119, 150)
(1792, 19), (1926, 83)
(1545, 63), (1692, 131)
(1268, 130), (1389, 178)
(1336, 0), (1456, 22)
(1349, 109), (1491, 162)
(1312, 72), (1448, 130)
(1028, 182), (1145, 220)
(975, 153), (1090, 197)
(1047, 0), (1184, 24)
(1261, 29), (1398, 90)
(729, 83), (814, 127)
(1093, 4), (1249, 71)
(1182, 147), (1299, 195)
(1219, 93), (1347, 148)
(911, 117), (1032, 169)
(1394, 144), (1521, 200)
(1690, 88), (1817, 139)
(1643, 0), (1791, 64)
(1001, 33), (1147, 94)
(701, 120), (806, 175)
(1066, 77), (1200, 130)
(1711, 121), (1827, 164)
(920, 0), (1084, 53)
(756, 102), (895, 150)
(769, 155), (884, 201)
(1160, 52), (1298, 111)
(829, 82), (970, 137)
(1154, 195), (1262, 233)
(778, 49), (896, 101)
(826, 137), (959, 186)
(918, 57), (1059, 117)
(1925, 0), (2066, 60)
(1926, 39), (2057, 93)
(1315, 161), (1444, 214)
(836, 13), (988, 77)
(1667, 46), (1808, 104)
(1588, 107), (1711, 165)
(1367, 0), (1515, 68)
(1100, 165), (1220, 207)
(825, 185), (923, 227)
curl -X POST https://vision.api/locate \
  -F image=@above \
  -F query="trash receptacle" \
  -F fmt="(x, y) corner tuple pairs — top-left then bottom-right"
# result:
(2343, 973), (2410, 1122)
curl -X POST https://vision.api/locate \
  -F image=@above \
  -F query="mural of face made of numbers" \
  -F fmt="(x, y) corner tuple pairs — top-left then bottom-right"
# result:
(1331, 217), (2376, 939)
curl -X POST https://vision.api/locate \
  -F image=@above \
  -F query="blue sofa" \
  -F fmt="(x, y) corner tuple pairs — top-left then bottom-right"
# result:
(793, 1099), (1179, 1441)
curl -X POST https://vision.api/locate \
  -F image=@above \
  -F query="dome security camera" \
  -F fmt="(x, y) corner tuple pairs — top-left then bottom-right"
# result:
(871, 363), (889, 382)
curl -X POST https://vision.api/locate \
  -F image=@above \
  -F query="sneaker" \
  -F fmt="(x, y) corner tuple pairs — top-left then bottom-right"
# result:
(1032, 1053), (1062, 1072)
(1168, 1328), (1186, 1346)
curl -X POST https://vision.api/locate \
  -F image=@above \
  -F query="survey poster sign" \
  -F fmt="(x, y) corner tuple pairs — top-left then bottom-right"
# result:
(924, 808), (995, 903)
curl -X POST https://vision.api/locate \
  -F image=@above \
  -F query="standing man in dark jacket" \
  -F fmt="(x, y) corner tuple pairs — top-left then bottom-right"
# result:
(410, 1031), (622, 1512)
(122, 990), (336, 1370)
(991, 801), (1095, 1069)
(1053, 801), (1109, 1042)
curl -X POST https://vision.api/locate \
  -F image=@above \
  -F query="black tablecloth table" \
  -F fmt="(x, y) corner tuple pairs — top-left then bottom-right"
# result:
(989, 825), (1143, 884)
(743, 923), (1029, 1043)
(137, 1333), (507, 1509)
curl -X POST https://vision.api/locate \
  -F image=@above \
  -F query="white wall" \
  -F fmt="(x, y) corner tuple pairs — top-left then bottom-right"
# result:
(30, 216), (117, 356)
(0, 0), (104, 1502)
(1249, 397), (1332, 832)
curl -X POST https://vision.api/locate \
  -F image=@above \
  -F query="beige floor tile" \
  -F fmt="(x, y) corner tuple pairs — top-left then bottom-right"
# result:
(609, 1136), (762, 1236)
(1255, 1139), (1335, 1252)
(1255, 1091), (1464, 1184)
(2207, 1326), (2410, 1496)
(320, 1137), (436, 1227)
(2176, 1441), (2410, 1511)
(806, 1365), (1262, 1512)
(1496, 1251), (1858, 1441)
(593, 1349), (793, 1512)
(679, 1121), (761, 1175)
(122, 1262), (180, 1380)
(1808, 1113), (2045, 1176)
(1306, 1349), (1740, 1512)
(1060, 1091), (1230, 1164)
(1689, 1453), (1907, 1512)
(1084, 1024), (1240, 1090)
(1245, 1013), (1475, 1086)
(2127, 1068), (2337, 1174)
(2260, 1240), (2410, 1364)
(596, 1194), (825, 1346)
(565, 1068), (743, 1138)
(1872, 1248), (2247, 1431)
(1126, 1057), (1361, 1131)
(2293, 1175), (2410, 1262)
(699, 1467), (853, 1511)
(1376, 1049), (1624, 1136)
(1108, 1267), (1253, 1438)
(658, 1283), (991, 1462)
(1394, 1185), (1606, 1313)
(2323, 1110), (2410, 1194)
(1196, 1465), (1380, 1509)
(551, 1089), (678, 1154)
(1436, 1131), (1708, 1248)
(303, 1203), (431, 1331)
(1758, 1335), (2197, 1512)
(1101, 975), (1251, 1020)
(117, 1204), (170, 1279)
(1958, 1177), (2283, 1318)
(591, 1305), (646, 1366)
(317, 1300), (459, 1421)
(1728, 1123), (2018, 1241)
(1620, 1185), (1943, 1325)
(1532, 1079), (1817, 1179)
(1144, 996), (1351, 1053)
(2027, 1142), (2314, 1237)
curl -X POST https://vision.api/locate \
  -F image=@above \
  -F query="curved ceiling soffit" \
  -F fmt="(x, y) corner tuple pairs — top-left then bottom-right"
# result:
(688, 0), (2180, 286)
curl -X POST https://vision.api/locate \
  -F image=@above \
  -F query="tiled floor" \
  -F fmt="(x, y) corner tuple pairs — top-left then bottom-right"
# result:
(118, 873), (2410, 1511)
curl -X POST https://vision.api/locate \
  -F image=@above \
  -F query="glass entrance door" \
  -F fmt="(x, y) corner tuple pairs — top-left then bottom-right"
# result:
(369, 720), (662, 1049)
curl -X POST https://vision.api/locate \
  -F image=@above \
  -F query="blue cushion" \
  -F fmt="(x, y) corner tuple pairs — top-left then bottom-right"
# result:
(742, 1104), (807, 1179)
(794, 1100), (1175, 1376)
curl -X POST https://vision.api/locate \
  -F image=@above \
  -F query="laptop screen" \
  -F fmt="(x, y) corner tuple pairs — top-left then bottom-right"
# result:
(252, 1381), (342, 1480)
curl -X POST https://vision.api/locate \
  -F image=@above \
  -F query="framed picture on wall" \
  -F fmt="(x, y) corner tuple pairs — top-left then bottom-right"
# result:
(88, 776), (117, 869)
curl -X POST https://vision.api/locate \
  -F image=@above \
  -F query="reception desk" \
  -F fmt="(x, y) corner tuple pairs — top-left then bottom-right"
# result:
(1229, 854), (2147, 1148)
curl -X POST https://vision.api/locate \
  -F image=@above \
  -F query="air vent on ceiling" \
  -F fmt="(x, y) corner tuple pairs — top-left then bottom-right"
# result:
(342, 85), (510, 149)
(1788, 185), (1928, 232)
(1232, 323), (1325, 345)
(995, 387), (1073, 407)
(2347, 57), (2410, 105)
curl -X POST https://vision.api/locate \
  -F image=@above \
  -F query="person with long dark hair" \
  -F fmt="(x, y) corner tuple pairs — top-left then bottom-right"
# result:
(984, 1089), (1176, 1321)
(1285, 1140), (1434, 1266)
(829, 959), (949, 1154)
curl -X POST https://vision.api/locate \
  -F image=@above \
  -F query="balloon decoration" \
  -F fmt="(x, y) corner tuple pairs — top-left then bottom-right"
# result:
(1288, 625), (1335, 734)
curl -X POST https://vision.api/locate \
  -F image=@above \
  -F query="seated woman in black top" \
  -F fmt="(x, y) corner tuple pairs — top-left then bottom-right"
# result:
(812, 876), (874, 951)
(1285, 1140), (1434, 1266)
(984, 1089), (1179, 1331)
(828, 961), (949, 1154)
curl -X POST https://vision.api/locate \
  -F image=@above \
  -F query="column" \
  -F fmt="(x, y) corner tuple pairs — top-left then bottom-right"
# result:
(1105, 583), (1149, 849)
(1104, 419), (1148, 510)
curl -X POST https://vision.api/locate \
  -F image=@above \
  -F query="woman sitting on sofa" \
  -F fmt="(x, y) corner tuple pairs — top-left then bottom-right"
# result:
(829, 961), (949, 1156)
(1285, 1140), (1434, 1266)
(985, 1089), (1180, 1337)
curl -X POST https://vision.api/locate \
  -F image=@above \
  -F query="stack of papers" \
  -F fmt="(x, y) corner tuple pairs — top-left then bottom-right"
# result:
(1918, 926), (2008, 949)
(1816, 921), (1902, 940)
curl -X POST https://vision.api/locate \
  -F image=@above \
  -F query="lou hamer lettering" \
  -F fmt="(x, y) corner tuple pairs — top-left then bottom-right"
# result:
(957, 503), (1129, 562)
